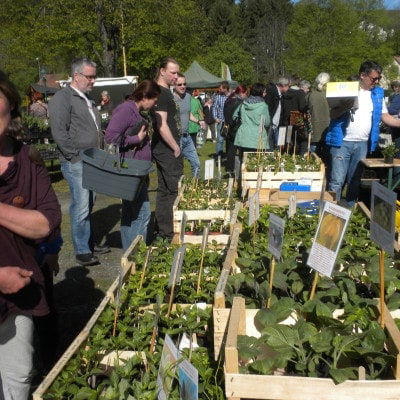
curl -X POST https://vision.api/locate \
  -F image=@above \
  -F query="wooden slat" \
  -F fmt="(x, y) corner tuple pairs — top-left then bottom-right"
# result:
(224, 373), (400, 400)
(225, 297), (246, 374)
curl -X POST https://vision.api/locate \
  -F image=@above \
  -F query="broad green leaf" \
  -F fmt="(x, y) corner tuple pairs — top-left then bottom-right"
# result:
(262, 324), (298, 349)
(361, 322), (385, 352)
(254, 309), (277, 332)
(270, 297), (296, 322)
(329, 367), (357, 384)
(309, 329), (334, 353)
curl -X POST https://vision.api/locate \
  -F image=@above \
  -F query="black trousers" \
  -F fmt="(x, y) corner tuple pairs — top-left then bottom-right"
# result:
(153, 151), (183, 239)
(226, 136), (236, 173)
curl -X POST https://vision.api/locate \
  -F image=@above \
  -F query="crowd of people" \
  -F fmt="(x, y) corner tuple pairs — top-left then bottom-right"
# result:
(2, 56), (400, 398)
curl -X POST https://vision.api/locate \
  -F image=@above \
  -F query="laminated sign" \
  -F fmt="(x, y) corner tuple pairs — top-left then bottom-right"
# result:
(157, 334), (179, 400)
(307, 201), (351, 277)
(178, 359), (198, 400)
(370, 181), (396, 255)
(168, 245), (186, 287)
(268, 213), (285, 260)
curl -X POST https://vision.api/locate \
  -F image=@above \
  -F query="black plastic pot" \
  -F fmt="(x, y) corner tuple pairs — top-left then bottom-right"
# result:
(81, 148), (153, 201)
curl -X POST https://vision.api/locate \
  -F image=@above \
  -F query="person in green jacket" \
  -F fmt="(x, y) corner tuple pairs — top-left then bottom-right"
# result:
(188, 89), (205, 147)
(234, 83), (270, 159)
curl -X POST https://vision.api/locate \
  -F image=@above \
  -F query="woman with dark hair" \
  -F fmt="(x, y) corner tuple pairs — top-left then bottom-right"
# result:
(106, 80), (161, 249)
(0, 70), (61, 399)
(223, 85), (247, 174)
(234, 83), (270, 158)
(28, 91), (49, 120)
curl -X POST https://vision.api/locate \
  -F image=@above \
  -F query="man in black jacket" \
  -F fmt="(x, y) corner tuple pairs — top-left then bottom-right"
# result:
(265, 77), (290, 149)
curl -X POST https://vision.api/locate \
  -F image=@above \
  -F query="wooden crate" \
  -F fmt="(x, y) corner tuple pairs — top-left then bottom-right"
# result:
(247, 188), (335, 206)
(32, 235), (143, 400)
(222, 297), (400, 400)
(241, 152), (325, 191)
(173, 184), (240, 244)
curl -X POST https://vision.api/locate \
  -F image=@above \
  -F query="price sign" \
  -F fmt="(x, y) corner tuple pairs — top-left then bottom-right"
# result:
(201, 225), (209, 252)
(204, 159), (214, 180)
(178, 359), (198, 400)
(277, 127), (286, 146)
(286, 125), (293, 144)
(157, 334), (179, 400)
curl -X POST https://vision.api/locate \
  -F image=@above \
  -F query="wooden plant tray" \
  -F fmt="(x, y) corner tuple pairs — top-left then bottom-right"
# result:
(241, 152), (325, 191)
(246, 188), (335, 206)
(173, 184), (241, 244)
(32, 236), (143, 400)
(222, 297), (400, 400)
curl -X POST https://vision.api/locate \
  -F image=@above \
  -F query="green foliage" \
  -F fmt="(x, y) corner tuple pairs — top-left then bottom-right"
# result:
(284, 0), (393, 81)
(198, 34), (256, 84)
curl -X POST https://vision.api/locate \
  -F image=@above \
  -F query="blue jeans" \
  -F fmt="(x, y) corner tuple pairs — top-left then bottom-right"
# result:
(328, 141), (368, 206)
(216, 121), (225, 155)
(61, 161), (94, 255)
(180, 134), (200, 177)
(120, 180), (151, 250)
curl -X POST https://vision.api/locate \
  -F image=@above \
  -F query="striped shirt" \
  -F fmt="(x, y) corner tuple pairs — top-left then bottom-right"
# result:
(212, 94), (227, 121)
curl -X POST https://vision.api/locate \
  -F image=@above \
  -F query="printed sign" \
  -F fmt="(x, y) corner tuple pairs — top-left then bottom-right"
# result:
(268, 213), (285, 260)
(204, 159), (214, 180)
(256, 168), (263, 191)
(277, 127), (287, 146)
(217, 156), (222, 179)
(370, 181), (396, 255)
(230, 201), (241, 226)
(168, 245), (187, 288)
(227, 178), (234, 199)
(157, 334), (179, 400)
(201, 225), (209, 253)
(307, 201), (351, 277)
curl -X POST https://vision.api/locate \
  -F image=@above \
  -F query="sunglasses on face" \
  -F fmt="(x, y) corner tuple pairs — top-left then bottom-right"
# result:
(176, 83), (186, 87)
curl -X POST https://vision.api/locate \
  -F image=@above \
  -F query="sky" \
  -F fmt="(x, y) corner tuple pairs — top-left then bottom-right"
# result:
(385, 0), (399, 9)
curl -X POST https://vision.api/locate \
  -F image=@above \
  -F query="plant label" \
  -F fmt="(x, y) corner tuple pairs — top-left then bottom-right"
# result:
(168, 245), (187, 288)
(286, 125), (293, 144)
(201, 225), (209, 253)
(307, 201), (351, 277)
(157, 334), (179, 400)
(227, 177), (234, 199)
(234, 156), (241, 180)
(255, 190), (260, 221)
(178, 359), (198, 400)
(217, 156), (222, 179)
(370, 181), (396, 255)
(256, 168), (263, 191)
(248, 193), (256, 226)
(288, 193), (296, 218)
(277, 127), (286, 146)
(204, 159), (214, 180)
(268, 213), (285, 260)
(180, 212), (187, 244)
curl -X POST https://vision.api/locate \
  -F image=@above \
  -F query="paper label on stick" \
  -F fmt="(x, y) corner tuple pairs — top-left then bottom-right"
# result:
(255, 190), (260, 221)
(217, 156), (222, 179)
(248, 194), (256, 226)
(204, 159), (214, 180)
(370, 181), (396, 255)
(178, 359), (199, 400)
(180, 212), (187, 243)
(268, 213), (285, 260)
(288, 193), (296, 218)
(277, 127), (286, 146)
(216, 268), (230, 294)
(157, 334), (179, 400)
(286, 125), (293, 143)
(307, 201), (351, 277)
(168, 245), (187, 287)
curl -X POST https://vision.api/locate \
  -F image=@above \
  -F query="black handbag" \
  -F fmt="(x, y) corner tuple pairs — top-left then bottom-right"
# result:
(227, 104), (243, 140)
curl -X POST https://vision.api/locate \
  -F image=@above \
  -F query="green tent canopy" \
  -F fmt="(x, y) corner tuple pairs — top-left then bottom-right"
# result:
(184, 61), (238, 89)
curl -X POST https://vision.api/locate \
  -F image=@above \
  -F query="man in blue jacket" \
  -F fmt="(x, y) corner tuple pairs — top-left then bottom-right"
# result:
(326, 60), (400, 206)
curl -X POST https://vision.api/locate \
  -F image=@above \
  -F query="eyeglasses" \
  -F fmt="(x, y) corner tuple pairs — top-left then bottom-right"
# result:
(368, 75), (381, 83)
(176, 83), (186, 87)
(78, 72), (97, 80)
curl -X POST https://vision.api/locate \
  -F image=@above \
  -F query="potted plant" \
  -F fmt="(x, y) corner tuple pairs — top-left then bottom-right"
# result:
(382, 143), (397, 164)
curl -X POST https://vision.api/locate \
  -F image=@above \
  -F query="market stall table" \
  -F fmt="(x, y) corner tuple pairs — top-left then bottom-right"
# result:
(361, 158), (400, 190)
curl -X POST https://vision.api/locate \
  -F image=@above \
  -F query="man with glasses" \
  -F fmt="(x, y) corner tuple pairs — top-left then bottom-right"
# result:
(49, 58), (108, 266)
(173, 73), (202, 177)
(326, 60), (400, 206)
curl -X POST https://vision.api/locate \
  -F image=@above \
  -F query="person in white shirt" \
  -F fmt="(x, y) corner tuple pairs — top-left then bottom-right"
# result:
(326, 60), (400, 206)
